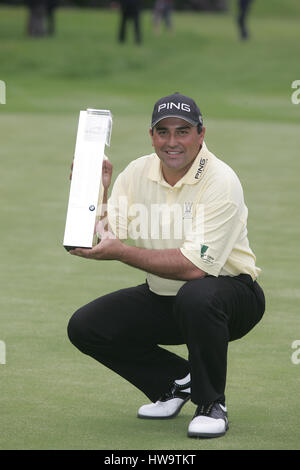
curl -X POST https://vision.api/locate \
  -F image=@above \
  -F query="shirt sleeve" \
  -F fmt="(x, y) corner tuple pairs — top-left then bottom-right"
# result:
(180, 200), (244, 276)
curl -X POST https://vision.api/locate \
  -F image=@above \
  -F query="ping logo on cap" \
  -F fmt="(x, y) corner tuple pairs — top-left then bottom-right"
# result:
(158, 102), (191, 113)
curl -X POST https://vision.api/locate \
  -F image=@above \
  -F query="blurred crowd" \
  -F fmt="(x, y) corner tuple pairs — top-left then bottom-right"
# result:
(24, 0), (254, 42)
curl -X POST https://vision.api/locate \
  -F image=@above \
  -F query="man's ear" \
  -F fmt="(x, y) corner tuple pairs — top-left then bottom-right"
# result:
(149, 127), (154, 146)
(199, 126), (206, 143)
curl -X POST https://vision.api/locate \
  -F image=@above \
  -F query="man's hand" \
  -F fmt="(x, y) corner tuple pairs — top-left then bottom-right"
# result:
(69, 232), (125, 261)
(102, 159), (113, 190)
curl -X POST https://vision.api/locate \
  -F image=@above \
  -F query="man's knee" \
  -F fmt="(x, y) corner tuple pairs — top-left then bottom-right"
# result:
(67, 302), (124, 353)
(67, 308), (90, 350)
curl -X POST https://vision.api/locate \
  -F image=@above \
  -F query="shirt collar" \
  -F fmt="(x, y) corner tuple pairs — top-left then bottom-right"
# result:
(147, 142), (210, 188)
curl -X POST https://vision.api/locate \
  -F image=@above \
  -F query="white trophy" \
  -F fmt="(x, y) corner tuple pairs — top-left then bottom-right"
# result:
(63, 108), (112, 251)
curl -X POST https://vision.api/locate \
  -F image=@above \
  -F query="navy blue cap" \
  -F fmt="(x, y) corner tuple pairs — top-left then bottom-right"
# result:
(151, 93), (203, 128)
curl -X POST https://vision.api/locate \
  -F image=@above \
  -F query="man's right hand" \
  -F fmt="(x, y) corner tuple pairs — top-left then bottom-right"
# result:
(102, 159), (113, 190)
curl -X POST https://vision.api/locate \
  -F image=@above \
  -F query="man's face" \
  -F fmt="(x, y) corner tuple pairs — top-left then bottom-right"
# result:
(150, 117), (205, 180)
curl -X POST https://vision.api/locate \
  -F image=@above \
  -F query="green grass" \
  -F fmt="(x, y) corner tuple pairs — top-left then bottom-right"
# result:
(0, 4), (300, 450)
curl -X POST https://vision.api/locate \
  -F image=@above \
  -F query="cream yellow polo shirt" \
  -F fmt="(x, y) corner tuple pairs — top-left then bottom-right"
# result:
(107, 143), (261, 295)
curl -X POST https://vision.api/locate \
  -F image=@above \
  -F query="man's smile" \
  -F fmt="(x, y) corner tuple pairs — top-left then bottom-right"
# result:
(164, 149), (184, 156)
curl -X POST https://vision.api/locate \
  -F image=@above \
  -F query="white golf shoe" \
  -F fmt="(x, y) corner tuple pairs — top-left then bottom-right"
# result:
(187, 402), (229, 438)
(137, 377), (191, 419)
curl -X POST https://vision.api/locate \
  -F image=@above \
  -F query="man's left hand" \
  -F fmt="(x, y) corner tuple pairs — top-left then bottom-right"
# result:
(69, 233), (125, 261)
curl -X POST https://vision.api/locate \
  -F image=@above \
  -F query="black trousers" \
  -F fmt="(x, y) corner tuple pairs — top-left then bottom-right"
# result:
(238, 0), (253, 39)
(68, 274), (265, 406)
(119, 8), (141, 44)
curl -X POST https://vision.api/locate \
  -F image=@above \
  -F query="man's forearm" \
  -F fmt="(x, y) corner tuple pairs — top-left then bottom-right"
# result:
(119, 244), (206, 281)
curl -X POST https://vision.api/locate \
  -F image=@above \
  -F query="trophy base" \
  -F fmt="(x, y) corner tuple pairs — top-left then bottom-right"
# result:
(64, 245), (90, 252)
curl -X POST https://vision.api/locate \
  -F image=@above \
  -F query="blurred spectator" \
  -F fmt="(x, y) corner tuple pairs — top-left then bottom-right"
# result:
(237, 0), (254, 40)
(153, 0), (173, 35)
(26, 0), (46, 37)
(118, 0), (142, 45)
(26, 0), (59, 37)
